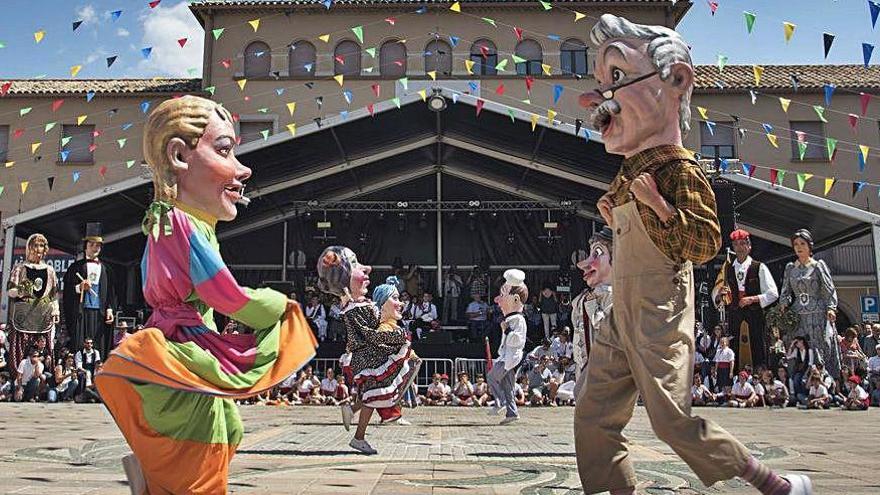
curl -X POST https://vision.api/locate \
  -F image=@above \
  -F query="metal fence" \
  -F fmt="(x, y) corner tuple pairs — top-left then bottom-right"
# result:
(454, 358), (488, 381)
(306, 357), (455, 394)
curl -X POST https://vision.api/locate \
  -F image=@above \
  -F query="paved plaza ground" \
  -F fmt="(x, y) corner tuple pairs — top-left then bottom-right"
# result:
(0, 403), (876, 494)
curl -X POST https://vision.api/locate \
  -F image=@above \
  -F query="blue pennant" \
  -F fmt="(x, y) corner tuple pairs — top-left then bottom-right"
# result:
(468, 82), (478, 93)
(60, 150), (70, 162)
(140, 101), (151, 114)
(86, 91), (95, 102)
(449, 36), (460, 47)
(824, 84), (835, 107)
(553, 84), (563, 104)
(275, 88), (285, 96)
(121, 123), (133, 131)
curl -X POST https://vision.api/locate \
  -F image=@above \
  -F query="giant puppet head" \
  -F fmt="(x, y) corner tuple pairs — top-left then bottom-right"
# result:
(317, 246), (373, 302)
(577, 226), (613, 289)
(144, 95), (251, 222)
(25, 234), (48, 264)
(373, 276), (404, 324)
(579, 14), (695, 157)
(495, 269), (528, 317)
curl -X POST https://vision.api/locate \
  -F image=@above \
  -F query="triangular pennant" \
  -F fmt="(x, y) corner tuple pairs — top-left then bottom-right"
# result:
(849, 114), (860, 132)
(19, 107), (31, 117)
(790, 74), (800, 91)
(864, 43), (875, 68)
(149, 0), (161, 7)
(237, 79), (247, 91)
(779, 97), (791, 113)
(450, 1), (461, 12)
(717, 54), (728, 73)
(60, 150), (70, 162)
(539, 0), (552, 10)
(365, 47), (376, 58)
(99, 166), (107, 178)
(761, 123), (773, 134)
(513, 26), (524, 41)
(704, 121), (716, 136)
(744, 11), (757, 34)
(212, 28), (225, 40)
(770, 169), (779, 185)
(351, 26), (364, 43)
(530, 114), (539, 131)
(738, 127), (746, 142)
(140, 101), (151, 114)
(860, 144), (870, 172)
(141, 47), (152, 59)
(220, 58), (232, 69)
(20, 181), (29, 195)
(4, 161), (12, 168)
(813, 105), (828, 123)
(823, 32), (835, 58)
(111, 10), (122, 21)
(77, 115), (88, 125)
(766, 133), (778, 148)
(418, 89), (427, 102)
(343, 90), (353, 105)
(70, 65), (82, 78)
(541, 63), (552, 76)
(318, 34), (330, 43)
(398, 77), (408, 90)
(495, 83), (505, 95)
(72, 171), (80, 183)
(249, 19), (261, 32)
(511, 54), (527, 64)
(30, 142), (40, 154)
(0, 82), (11, 96)
(547, 109), (557, 123)
(861, 92), (872, 116)
(126, 160), (135, 169)
(44, 122), (56, 133)
(872, 1), (880, 28)
(796, 173), (808, 192)
(72, 20), (83, 32)
(708, 1), (719, 15)
(553, 84), (563, 104)
(260, 129), (269, 141)
(797, 141), (807, 160)
(823, 84), (835, 107)
(753, 65), (763, 85)
(823, 177), (835, 196)
(826, 137), (838, 160)
(366, 103), (374, 116)
(574, 11), (586, 22)
(34, 30), (45, 43)
(495, 59), (509, 71)
(469, 82), (479, 93)
(334, 74), (344, 86)
(783, 22), (796, 43)
(61, 136), (72, 147)
(286, 102), (296, 115)
(697, 106), (708, 120)
(286, 123), (296, 137)
(719, 159), (730, 172)
(47, 177), (54, 192)
(476, 99), (485, 116)
(427, 70), (437, 81)
(464, 59), (475, 74)
(749, 90), (757, 105)
(205, 86), (216, 96)
(117, 138), (127, 148)
(853, 181), (867, 197)
(481, 17), (497, 27)
(392, 97), (401, 108)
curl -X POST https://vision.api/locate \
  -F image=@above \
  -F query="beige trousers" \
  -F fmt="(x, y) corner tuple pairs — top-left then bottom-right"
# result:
(574, 201), (751, 493)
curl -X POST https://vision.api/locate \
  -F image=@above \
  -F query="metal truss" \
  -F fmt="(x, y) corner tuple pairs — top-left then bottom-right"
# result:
(291, 199), (587, 213)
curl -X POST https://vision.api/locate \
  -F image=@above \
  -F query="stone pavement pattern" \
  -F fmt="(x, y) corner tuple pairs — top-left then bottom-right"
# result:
(0, 404), (877, 494)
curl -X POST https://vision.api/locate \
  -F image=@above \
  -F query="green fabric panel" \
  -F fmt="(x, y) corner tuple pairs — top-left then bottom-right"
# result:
(164, 328), (280, 388)
(133, 383), (243, 445)
(232, 287), (286, 330)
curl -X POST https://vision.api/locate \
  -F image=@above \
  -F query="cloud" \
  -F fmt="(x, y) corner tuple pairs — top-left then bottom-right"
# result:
(75, 4), (99, 25)
(84, 47), (108, 65)
(117, 28), (130, 37)
(135, 1), (203, 77)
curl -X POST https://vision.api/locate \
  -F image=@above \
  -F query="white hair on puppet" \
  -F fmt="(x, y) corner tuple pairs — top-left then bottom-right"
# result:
(503, 269), (526, 287)
(590, 13), (694, 137)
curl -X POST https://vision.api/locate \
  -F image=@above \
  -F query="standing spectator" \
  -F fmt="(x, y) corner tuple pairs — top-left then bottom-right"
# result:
(867, 344), (880, 379)
(538, 287), (559, 341)
(713, 337), (735, 391)
(698, 324), (723, 381)
(49, 355), (79, 403)
(465, 294), (489, 342)
(466, 267), (489, 302)
(452, 372), (475, 406)
(806, 373), (831, 409)
(412, 293), (438, 339)
(843, 375), (870, 410)
(557, 293), (573, 331)
(403, 264), (422, 298)
(442, 267), (463, 324)
(327, 299), (345, 342)
(0, 324), (8, 373)
(400, 292), (415, 334)
(767, 327), (786, 372)
(760, 369), (789, 407)
(305, 296), (327, 342)
(838, 327), (868, 374)
(863, 324), (880, 358)
(526, 295), (542, 336)
(14, 350), (44, 402)
(728, 371), (759, 408)
(473, 373), (490, 406)
(320, 368), (338, 405)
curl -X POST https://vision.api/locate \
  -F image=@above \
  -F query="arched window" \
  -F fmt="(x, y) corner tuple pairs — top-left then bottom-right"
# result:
(561, 38), (589, 76)
(515, 39), (543, 76)
(425, 39), (453, 77)
(469, 39), (497, 76)
(244, 41), (270, 78)
(289, 40), (316, 78)
(334, 40), (361, 76)
(380, 39), (407, 79)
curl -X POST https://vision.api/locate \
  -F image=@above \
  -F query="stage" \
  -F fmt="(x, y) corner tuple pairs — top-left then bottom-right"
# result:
(0, 403), (875, 494)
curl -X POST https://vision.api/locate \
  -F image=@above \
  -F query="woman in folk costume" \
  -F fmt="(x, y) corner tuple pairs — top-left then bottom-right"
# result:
(317, 249), (420, 455)
(7, 233), (60, 371)
(95, 96), (317, 495)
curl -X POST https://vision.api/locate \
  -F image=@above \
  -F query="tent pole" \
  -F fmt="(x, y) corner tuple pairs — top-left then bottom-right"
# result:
(1, 224), (16, 322)
(872, 224), (880, 296)
(282, 220), (289, 282)
(436, 170), (443, 297)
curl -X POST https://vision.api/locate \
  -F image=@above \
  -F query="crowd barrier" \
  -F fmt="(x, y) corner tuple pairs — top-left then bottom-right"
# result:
(454, 358), (488, 381)
(306, 357), (456, 393)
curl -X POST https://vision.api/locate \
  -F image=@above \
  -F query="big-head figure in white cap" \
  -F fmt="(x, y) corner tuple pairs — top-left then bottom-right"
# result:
(486, 269), (529, 425)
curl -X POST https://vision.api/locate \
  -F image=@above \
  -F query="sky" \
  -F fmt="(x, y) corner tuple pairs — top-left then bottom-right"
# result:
(0, 0), (877, 79)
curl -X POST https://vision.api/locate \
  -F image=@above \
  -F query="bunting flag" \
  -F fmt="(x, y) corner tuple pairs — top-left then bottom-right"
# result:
(779, 97), (791, 113)
(99, 166), (107, 178)
(44, 122), (56, 133)
(853, 181), (867, 197)
(761, 123), (773, 134)
(4, 162), (12, 168)
(47, 177), (54, 191)
(342, 90), (353, 104)
(553, 84), (563, 104)
(514, 26), (524, 41)
(719, 159), (730, 172)
(286, 123), (296, 136)
(449, 36), (460, 47)
(21, 181), (29, 195)
(859, 144), (870, 172)
(418, 89), (427, 101)
(495, 59), (509, 71)
(507, 109), (516, 123)
(19, 107), (31, 116)
(465, 59), (475, 74)
(769, 169), (779, 185)
(126, 160), (135, 169)
(864, 43), (875, 68)
(823, 177), (835, 196)
(427, 70), (437, 81)
(260, 129), (269, 141)
(106, 56), (117, 68)
(318, 34), (330, 43)
(826, 137), (838, 159)
(117, 138), (127, 148)
(495, 83), (505, 95)
(541, 63), (552, 76)
(476, 99), (485, 116)
(708, 1), (719, 15)
(77, 115), (88, 125)
(766, 133), (779, 148)
(149, 0), (161, 7)
(796, 173), (812, 192)
(574, 11), (586, 22)
(823, 32), (835, 58)
(72, 20), (83, 32)
(61, 136), (72, 147)
(31, 142), (41, 154)
(392, 97), (401, 108)
(861, 92), (872, 116)
(110, 10), (122, 21)
(872, 1), (880, 28)
(398, 77), (408, 90)
(738, 128), (747, 141)
(70, 65), (82, 78)
(287, 102), (296, 115)
(351, 26), (364, 43)
(34, 30), (45, 43)
(249, 19), (261, 32)
(177, 38), (188, 48)
(797, 141), (807, 160)
(744, 11), (757, 34)
(237, 79), (247, 91)
(704, 121), (716, 136)
(849, 114), (860, 132)
(790, 75), (800, 91)
(72, 171), (80, 183)
(823, 84), (835, 106)
(482, 17), (497, 27)
(334, 74), (344, 86)
(141, 47), (152, 59)
(777, 170), (786, 186)
(717, 54), (728, 73)
(205, 86), (216, 96)
(450, 1), (461, 12)
(753, 65), (763, 86)
(140, 101), (151, 114)
(813, 105), (828, 123)
(511, 54), (527, 64)
(0, 82), (11, 96)
(697, 106), (708, 120)
(220, 58), (232, 69)
(539, 0), (552, 10)
(547, 109), (557, 123)
(212, 28), (225, 40)
(783, 22), (796, 43)
(530, 114), (539, 131)
(86, 91), (95, 102)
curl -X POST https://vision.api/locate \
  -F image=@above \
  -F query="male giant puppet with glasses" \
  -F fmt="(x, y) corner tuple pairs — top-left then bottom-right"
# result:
(574, 14), (812, 495)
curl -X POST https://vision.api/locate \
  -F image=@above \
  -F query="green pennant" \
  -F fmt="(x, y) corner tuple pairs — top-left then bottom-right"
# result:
(187, 67), (198, 76)
(44, 122), (56, 133)
(117, 138), (127, 148)
(126, 160), (135, 168)
(19, 107), (32, 116)
(539, 0), (552, 10)
(797, 141), (807, 160)
(507, 109), (516, 123)
(826, 137), (837, 159)
(777, 169), (786, 186)
(511, 54), (526, 64)
(351, 26), (364, 44)
(481, 17), (497, 27)
(205, 86), (216, 96)
(260, 129), (270, 140)
(522, 99), (531, 105)
(365, 47), (376, 58)
(212, 28), (225, 40)
(392, 97), (401, 109)
(398, 77), (408, 90)
(61, 136), (72, 147)
(813, 105), (828, 123)
(0, 185), (4, 197)
(257, 107), (269, 113)
(0, 42), (6, 49)
(744, 11), (756, 34)
(796, 173), (808, 192)
(495, 58), (509, 71)
(717, 54), (728, 73)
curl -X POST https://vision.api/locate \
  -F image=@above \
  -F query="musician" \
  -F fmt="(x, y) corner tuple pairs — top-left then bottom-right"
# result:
(712, 229), (778, 369)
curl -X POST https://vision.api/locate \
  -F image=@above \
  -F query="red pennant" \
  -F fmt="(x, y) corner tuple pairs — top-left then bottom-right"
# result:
(244, 96), (251, 102)
(231, 113), (240, 122)
(371, 84), (380, 98)
(769, 168), (778, 185)
(393, 60), (404, 67)
(513, 26), (523, 41)
(708, 1), (719, 15)
(13, 129), (24, 139)
(367, 103), (375, 116)
(525, 76), (534, 93)
(480, 45), (489, 59)
(99, 165), (107, 177)
(0, 82), (11, 96)
(334, 55), (345, 65)
(476, 99), (485, 116)
(149, 0), (161, 7)
(220, 58), (232, 69)
(92, 129), (102, 138)
(384, 17), (396, 25)
(177, 38), (187, 47)
(51, 99), (64, 112)
(495, 83), (505, 95)
(849, 113), (860, 132)
(88, 143), (98, 153)
(861, 92), (872, 116)
(747, 165), (756, 178)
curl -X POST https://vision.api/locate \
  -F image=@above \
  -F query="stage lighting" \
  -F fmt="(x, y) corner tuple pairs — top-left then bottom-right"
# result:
(427, 89), (447, 112)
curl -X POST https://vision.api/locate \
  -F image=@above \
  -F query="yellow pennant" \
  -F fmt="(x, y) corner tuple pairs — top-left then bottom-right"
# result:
(20, 181), (29, 195)
(823, 177), (835, 196)
(574, 11), (586, 22)
(286, 123), (296, 137)
(530, 114), (539, 131)
(783, 21), (796, 43)
(70, 65), (82, 78)
(248, 19), (260, 32)
(5, 161), (14, 168)
(34, 30), (45, 43)
(319, 34), (331, 43)
(541, 63), (552, 76)
(697, 106), (708, 120)
(860, 144), (870, 163)
(779, 97), (791, 113)
(31, 142), (41, 154)
(427, 70), (437, 81)
(547, 109), (557, 122)
(450, 1), (461, 12)
(418, 89), (427, 102)
(334, 74), (344, 86)
(766, 133), (778, 148)
(237, 79), (247, 91)
(753, 65), (763, 86)
(287, 102), (296, 116)
(77, 115), (88, 125)
(464, 59), (475, 75)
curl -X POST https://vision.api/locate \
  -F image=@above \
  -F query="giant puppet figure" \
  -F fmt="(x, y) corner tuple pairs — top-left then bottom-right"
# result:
(576, 15), (812, 495)
(486, 269), (528, 425)
(63, 223), (117, 359)
(712, 228), (779, 369)
(95, 95), (316, 495)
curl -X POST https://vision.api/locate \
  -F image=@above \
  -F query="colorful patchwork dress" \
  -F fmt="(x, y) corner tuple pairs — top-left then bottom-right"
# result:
(96, 202), (316, 494)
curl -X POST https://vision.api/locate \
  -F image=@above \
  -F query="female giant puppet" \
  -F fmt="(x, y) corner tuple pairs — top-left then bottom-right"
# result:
(576, 14), (812, 495)
(95, 95), (317, 494)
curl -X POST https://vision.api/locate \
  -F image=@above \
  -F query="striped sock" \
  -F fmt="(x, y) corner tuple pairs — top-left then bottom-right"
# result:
(741, 456), (791, 495)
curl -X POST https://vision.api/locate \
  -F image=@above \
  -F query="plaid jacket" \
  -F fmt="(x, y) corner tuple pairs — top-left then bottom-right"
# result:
(607, 145), (721, 265)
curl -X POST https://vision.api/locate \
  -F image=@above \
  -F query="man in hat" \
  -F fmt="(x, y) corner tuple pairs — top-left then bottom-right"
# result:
(712, 229), (778, 370)
(63, 223), (116, 359)
(577, 13), (812, 495)
(486, 269), (528, 425)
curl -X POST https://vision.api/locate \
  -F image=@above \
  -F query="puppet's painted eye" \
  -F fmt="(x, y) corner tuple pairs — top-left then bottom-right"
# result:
(611, 68), (626, 83)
